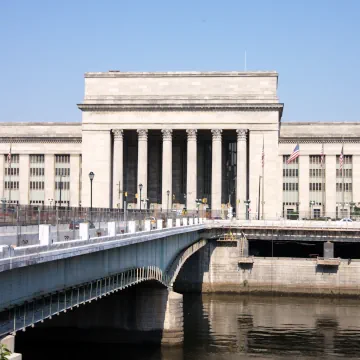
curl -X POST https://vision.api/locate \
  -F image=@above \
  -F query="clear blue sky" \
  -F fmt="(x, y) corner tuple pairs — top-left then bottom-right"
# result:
(1, 0), (359, 123)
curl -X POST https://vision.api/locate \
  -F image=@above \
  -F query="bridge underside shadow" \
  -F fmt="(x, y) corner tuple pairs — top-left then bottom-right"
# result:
(16, 281), (183, 347)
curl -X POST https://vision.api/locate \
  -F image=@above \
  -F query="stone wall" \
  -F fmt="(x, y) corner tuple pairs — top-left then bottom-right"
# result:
(175, 241), (360, 296)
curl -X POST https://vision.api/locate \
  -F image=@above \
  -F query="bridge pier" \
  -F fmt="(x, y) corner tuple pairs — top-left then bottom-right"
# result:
(0, 335), (22, 359)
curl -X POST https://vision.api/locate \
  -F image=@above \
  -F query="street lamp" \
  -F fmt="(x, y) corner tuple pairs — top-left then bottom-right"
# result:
(166, 190), (170, 214)
(139, 183), (143, 212)
(89, 172), (95, 221)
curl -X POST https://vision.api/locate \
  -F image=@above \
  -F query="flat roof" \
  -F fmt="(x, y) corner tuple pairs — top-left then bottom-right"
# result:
(84, 71), (278, 78)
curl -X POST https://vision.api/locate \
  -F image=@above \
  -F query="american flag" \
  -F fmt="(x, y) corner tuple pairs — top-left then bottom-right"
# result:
(7, 144), (11, 166)
(320, 143), (324, 167)
(287, 144), (300, 164)
(261, 137), (264, 168)
(339, 145), (344, 173)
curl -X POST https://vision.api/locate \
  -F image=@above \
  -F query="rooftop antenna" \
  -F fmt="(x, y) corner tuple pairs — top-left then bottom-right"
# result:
(244, 50), (247, 71)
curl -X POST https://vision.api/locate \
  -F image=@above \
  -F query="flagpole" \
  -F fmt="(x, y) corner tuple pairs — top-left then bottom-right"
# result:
(8, 142), (12, 204)
(322, 141), (325, 217)
(261, 136), (265, 220)
(342, 143), (345, 216)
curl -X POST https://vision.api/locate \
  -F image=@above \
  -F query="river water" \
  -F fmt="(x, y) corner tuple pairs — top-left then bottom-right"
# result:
(17, 294), (360, 359)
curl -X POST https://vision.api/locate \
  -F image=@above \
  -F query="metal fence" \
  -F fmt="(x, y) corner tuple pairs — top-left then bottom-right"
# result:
(0, 205), (208, 247)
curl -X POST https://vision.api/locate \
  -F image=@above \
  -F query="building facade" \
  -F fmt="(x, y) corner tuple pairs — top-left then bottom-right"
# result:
(0, 71), (359, 219)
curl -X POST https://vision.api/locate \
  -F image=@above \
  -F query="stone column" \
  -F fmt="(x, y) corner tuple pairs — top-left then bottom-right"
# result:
(113, 129), (124, 209)
(186, 129), (197, 210)
(70, 154), (80, 207)
(162, 129), (173, 211)
(236, 129), (247, 219)
(137, 129), (148, 210)
(211, 129), (222, 216)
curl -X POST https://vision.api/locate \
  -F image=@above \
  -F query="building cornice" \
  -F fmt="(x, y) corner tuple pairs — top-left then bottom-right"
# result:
(77, 103), (284, 114)
(279, 137), (360, 144)
(0, 137), (82, 144)
(85, 71), (278, 78)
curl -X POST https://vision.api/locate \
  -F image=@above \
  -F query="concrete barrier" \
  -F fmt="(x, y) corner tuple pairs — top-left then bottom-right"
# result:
(182, 218), (188, 226)
(80, 223), (89, 240)
(176, 218), (181, 227)
(194, 218), (199, 225)
(128, 221), (136, 233)
(157, 219), (163, 230)
(39, 224), (51, 245)
(167, 219), (173, 228)
(189, 218), (194, 226)
(108, 222), (116, 237)
(144, 220), (151, 231)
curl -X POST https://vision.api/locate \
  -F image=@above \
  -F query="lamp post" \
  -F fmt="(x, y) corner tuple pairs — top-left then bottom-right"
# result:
(139, 183), (143, 212)
(166, 190), (170, 215)
(310, 200), (315, 219)
(89, 172), (94, 221)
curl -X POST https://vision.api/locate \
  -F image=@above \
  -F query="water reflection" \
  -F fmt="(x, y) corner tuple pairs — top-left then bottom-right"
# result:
(17, 294), (360, 359)
(187, 294), (360, 359)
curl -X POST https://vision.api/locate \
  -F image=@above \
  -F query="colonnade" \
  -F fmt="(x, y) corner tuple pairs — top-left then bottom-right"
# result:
(112, 128), (248, 215)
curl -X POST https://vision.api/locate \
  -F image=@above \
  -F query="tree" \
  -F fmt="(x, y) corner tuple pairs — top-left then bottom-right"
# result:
(0, 344), (11, 360)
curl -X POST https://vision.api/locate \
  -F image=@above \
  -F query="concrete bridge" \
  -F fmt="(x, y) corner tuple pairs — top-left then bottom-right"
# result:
(0, 218), (208, 346)
(2, 217), (360, 353)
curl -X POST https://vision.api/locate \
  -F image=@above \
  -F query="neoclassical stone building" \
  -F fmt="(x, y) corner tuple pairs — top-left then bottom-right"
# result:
(0, 71), (359, 219)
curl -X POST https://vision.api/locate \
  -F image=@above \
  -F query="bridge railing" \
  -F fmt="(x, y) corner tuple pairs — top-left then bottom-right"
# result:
(207, 218), (360, 230)
(0, 207), (208, 248)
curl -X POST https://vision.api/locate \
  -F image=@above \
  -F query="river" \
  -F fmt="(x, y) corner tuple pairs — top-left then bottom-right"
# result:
(16, 294), (360, 359)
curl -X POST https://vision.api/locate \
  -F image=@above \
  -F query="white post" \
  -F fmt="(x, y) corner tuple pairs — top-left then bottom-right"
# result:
(157, 219), (163, 230)
(167, 218), (173, 228)
(128, 220), (136, 233)
(144, 219), (151, 231)
(194, 218), (199, 225)
(199, 218), (203, 224)
(39, 224), (51, 245)
(108, 221), (116, 236)
(189, 218), (194, 226)
(176, 218), (181, 227)
(79, 222), (89, 241)
(182, 217), (188, 226)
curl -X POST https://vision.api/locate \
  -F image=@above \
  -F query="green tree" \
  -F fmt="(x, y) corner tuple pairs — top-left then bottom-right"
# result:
(0, 344), (11, 360)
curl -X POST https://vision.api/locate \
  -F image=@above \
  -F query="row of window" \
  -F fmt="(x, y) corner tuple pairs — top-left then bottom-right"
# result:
(30, 155), (44, 163)
(30, 181), (45, 190)
(282, 155), (353, 165)
(5, 181), (19, 189)
(3, 155), (19, 163)
(283, 156), (299, 164)
(283, 183), (299, 191)
(309, 169), (325, 177)
(336, 169), (352, 177)
(30, 168), (45, 176)
(5, 168), (19, 176)
(309, 155), (323, 164)
(55, 155), (70, 163)
(55, 181), (70, 190)
(283, 169), (299, 177)
(336, 183), (353, 192)
(309, 183), (325, 191)
(4, 181), (71, 190)
(30, 200), (45, 204)
(336, 155), (352, 165)
(55, 168), (70, 176)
